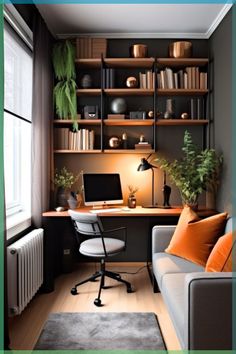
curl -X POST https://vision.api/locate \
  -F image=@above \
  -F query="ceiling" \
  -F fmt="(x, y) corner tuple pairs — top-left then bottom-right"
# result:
(36, 3), (232, 39)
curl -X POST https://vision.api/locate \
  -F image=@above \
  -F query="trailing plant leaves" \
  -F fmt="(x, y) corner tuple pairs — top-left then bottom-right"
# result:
(52, 40), (76, 80)
(54, 79), (77, 122)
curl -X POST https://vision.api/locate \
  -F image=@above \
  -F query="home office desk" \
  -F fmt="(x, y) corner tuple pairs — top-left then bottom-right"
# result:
(42, 206), (215, 292)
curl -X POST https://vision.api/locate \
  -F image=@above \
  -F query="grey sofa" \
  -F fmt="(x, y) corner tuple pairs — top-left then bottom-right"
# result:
(152, 217), (234, 350)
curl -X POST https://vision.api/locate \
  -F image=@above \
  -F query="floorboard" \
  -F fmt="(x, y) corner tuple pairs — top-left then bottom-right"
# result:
(8, 263), (181, 350)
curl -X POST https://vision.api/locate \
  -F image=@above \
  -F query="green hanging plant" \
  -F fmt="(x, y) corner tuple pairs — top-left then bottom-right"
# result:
(52, 40), (76, 80)
(52, 40), (78, 130)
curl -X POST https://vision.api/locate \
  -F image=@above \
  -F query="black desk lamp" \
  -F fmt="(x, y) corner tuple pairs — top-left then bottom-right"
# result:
(137, 155), (157, 208)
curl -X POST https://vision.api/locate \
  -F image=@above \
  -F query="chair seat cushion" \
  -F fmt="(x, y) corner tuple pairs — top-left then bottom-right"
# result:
(80, 237), (125, 257)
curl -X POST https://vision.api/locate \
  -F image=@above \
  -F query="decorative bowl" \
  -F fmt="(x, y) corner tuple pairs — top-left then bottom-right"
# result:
(130, 44), (148, 58)
(169, 41), (192, 58)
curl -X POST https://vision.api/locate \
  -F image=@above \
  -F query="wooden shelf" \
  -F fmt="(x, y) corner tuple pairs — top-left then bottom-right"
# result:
(75, 58), (101, 68)
(157, 58), (209, 68)
(104, 58), (155, 68)
(54, 119), (101, 125)
(76, 89), (101, 96)
(156, 119), (208, 126)
(54, 150), (102, 154)
(105, 88), (154, 96)
(157, 89), (208, 96)
(104, 149), (155, 154)
(104, 119), (154, 126)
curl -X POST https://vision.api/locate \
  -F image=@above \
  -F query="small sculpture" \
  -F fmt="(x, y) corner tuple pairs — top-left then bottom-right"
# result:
(162, 171), (171, 207)
(81, 74), (92, 89)
(126, 76), (138, 88)
(109, 136), (121, 148)
(181, 112), (189, 120)
(110, 98), (127, 114)
(164, 99), (175, 119)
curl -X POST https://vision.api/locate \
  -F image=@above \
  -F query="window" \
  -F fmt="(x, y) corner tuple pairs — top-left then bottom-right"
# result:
(4, 18), (33, 239)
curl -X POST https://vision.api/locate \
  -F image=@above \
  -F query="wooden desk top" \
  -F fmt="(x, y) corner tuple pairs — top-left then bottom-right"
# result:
(42, 206), (216, 218)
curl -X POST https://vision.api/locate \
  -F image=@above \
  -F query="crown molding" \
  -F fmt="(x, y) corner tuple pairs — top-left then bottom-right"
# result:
(205, 3), (232, 38)
(58, 32), (208, 39)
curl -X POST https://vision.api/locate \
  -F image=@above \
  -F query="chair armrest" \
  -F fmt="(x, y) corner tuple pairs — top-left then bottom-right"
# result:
(183, 272), (234, 350)
(152, 225), (176, 253)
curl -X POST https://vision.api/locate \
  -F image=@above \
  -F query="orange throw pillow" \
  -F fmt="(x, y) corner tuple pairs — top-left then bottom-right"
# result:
(205, 232), (233, 272)
(165, 206), (228, 266)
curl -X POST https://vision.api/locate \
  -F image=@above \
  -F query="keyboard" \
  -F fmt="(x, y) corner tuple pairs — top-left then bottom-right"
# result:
(90, 208), (122, 214)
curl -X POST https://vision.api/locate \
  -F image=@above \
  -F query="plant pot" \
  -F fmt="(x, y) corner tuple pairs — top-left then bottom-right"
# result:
(56, 187), (70, 208)
(128, 195), (136, 208)
(184, 202), (198, 211)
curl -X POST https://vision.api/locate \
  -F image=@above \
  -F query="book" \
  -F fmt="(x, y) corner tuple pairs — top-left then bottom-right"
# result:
(107, 114), (125, 119)
(109, 68), (115, 88)
(135, 143), (152, 149)
(190, 98), (197, 119)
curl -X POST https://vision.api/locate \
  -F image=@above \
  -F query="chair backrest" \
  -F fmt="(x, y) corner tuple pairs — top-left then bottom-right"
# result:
(68, 210), (104, 236)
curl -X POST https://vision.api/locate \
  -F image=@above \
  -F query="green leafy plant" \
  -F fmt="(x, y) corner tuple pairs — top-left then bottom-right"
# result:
(52, 40), (77, 129)
(52, 40), (76, 80)
(154, 130), (222, 206)
(54, 167), (82, 189)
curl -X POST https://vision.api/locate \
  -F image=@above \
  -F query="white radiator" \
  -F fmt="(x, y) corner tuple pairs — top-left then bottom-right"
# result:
(7, 228), (44, 316)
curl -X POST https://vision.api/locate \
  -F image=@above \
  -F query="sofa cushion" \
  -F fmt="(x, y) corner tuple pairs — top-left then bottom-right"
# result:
(166, 209), (228, 266)
(153, 252), (204, 289)
(161, 273), (187, 349)
(205, 232), (233, 272)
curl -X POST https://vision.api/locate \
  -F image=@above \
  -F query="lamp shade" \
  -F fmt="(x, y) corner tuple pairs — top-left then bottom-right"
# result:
(137, 158), (154, 172)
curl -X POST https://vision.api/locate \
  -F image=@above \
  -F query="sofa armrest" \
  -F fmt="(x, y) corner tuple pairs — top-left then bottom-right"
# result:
(184, 272), (234, 350)
(152, 225), (176, 253)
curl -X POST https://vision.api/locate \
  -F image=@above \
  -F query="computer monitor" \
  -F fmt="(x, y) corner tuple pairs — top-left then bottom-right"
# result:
(83, 173), (123, 207)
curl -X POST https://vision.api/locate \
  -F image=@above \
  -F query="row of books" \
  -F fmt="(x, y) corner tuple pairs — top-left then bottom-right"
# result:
(139, 71), (155, 89)
(157, 67), (208, 90)
(76, 37), (107, 59)
(190, 98), (205, 120)
(103, 68), (115, 88)
(54, 128), (95, 150)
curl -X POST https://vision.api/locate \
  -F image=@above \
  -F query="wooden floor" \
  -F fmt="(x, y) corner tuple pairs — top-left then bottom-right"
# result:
(8, 263), (181, 350)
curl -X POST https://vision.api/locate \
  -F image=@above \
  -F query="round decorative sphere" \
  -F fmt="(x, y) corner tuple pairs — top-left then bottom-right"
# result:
(181, 112), (189, 120)
(81, 74), (92, 89)
(110, 98), (127, 114)
(148, 110), (154, 118)
(126, 76), (138, 88)
(109, 136), (121, 148)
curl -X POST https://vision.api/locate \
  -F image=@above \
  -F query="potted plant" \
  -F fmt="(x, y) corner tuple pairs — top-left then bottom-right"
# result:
(127, 185), (139, 208)
(52, 40), (78, 130)
(54, 167), (82, 208)
(154, 130), (222, 209)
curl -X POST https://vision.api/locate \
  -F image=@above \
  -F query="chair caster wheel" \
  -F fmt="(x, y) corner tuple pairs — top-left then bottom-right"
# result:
(71, 288), (78, 295)
(127, 286), (134, 293)
(94, 298), (102, 307)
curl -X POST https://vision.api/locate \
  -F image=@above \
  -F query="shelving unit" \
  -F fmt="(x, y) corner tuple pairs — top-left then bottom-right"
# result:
(54, 55), (209, 154)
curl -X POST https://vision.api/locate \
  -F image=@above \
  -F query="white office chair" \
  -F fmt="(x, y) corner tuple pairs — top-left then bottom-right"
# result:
(68, 210), (134, 306)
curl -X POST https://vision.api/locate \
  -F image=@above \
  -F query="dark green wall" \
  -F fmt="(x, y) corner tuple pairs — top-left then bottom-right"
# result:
(209, 9), (232, 214)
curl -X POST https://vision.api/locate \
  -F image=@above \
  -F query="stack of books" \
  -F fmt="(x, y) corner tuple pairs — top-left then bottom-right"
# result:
(76, 37), (107, 58)
(139, 70), (155, 89)
(157, 67), (207, 90)
(135, 142), (152, 149)
(54, 128), (95, 150)
(103, 68), (115, 88)
(190, 98), (205, 119)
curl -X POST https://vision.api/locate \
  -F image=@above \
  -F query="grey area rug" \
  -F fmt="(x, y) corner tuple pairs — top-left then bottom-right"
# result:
(35, 312), (166, 350)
